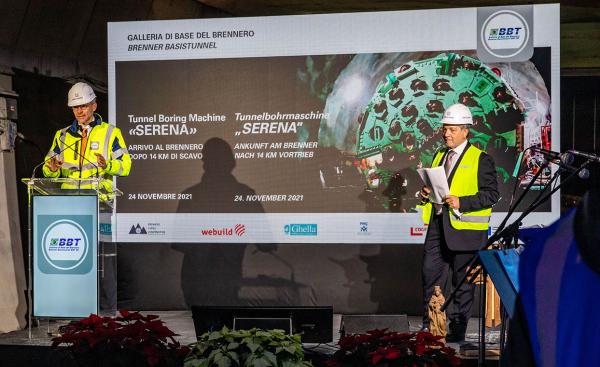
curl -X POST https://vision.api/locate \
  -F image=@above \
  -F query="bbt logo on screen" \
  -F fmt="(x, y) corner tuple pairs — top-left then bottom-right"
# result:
(41, 220), (89, 272)
(477, 5), (533, 63)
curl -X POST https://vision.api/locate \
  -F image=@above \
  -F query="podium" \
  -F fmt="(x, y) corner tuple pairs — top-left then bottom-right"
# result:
(21, 178), (122, 332)
(478, 249), (520, 317)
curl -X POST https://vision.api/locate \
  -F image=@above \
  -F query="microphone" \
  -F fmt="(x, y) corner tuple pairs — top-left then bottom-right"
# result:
(31, 130), (100, 179)
(568, 150), (600, 163)
(30, 138), (80, 179)
(66, 129), (100, 179)
(530, 146), (573, 165)
(530, 146), (588, 178)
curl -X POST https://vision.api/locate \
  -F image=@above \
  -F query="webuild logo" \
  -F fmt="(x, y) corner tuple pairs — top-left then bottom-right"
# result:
(38, 216), (93, 274)
(201, 224), (246, 237)
(284, 224), (317, 236)
(477, 6), (533, 62)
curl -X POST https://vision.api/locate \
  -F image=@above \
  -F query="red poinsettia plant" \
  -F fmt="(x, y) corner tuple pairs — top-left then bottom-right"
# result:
(326, 329), (462, 367)
(51, 310), (190, 367)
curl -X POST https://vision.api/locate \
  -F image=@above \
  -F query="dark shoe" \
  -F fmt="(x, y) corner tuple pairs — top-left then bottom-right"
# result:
(445, 324), (466, 343)
(445, 331), (465, 343)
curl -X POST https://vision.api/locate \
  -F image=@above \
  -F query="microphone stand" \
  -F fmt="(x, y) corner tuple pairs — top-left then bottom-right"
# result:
(440, 158), (592, 366)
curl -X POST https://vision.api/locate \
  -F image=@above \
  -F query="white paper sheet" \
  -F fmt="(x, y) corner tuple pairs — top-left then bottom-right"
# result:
(417, 166), (448, 204)
(417, 166), (462, 218)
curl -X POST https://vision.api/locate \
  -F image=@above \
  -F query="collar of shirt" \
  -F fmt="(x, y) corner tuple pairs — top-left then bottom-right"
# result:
(443, 140), (468, 173)
(450, 140), (468, 157)
(78, 124), (91, 134)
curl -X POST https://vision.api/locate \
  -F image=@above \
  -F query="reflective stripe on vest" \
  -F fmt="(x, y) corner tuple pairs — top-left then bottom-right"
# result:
(58, 128), (68, 162)
(419, 145), (491, 231)
(103, 125), (114, 159)
(47, 121), (113, 186)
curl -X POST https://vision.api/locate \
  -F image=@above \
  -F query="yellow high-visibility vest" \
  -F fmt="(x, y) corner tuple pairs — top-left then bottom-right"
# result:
(42, 117), (131, 191)
(418, 145), (491, 231)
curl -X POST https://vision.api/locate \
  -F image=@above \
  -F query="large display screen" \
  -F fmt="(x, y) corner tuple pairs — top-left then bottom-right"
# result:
(108, 5), (560, 243)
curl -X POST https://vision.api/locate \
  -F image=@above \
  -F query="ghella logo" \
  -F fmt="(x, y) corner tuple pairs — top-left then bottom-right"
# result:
(201, 224), (246, 236)
(284, 224), (317, 236)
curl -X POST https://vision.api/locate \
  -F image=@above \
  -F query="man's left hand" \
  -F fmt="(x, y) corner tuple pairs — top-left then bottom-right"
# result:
(444, 195), (460, 209)
(95, 153), (107, 169)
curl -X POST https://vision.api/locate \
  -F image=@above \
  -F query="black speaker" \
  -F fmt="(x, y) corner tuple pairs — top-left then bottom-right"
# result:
(233, 317), (292, 334)
(341, 314), (409, 335)
(191, 306), (333, 343)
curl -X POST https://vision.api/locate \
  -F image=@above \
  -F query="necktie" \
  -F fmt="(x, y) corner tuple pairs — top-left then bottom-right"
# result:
(80, 128), (88, 168)
(444, 150), (456, 177)
(434, 150), (456, 215)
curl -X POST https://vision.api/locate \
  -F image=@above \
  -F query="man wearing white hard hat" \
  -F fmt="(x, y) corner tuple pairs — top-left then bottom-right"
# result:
(417, 103), (499, 342)
(43, 82), (131, 186)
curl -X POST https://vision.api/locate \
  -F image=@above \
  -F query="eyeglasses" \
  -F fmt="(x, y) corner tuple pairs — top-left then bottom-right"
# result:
(71, 102), (94, 111)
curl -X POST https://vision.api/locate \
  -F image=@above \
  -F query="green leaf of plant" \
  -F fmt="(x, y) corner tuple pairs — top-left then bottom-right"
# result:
(246, 341), (260, 353)
(183, 358), (201, 367)
(216, 356), (232, 367)
(227, 342), (239, 350)
(251, 357), (270, 367)
(208, 331), (222, 340)
(283, 345), (296, 354)
(255, 330), (271, 338)
(263, 351), (278, 366)
(227, 351), (240, 365)
(208, 349), (222, 360)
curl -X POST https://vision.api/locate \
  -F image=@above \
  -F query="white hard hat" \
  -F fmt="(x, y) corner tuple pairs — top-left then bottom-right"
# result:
(441, 103), (473, 125)
(67, 82), (96, 107)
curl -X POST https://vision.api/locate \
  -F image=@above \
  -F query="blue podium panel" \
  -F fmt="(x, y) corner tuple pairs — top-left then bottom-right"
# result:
(478, 249), (520, 317)
(33, 195), (98, 318)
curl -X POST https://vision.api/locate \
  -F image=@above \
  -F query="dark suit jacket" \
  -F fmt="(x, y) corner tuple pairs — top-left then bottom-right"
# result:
(435, 143), (499, 251)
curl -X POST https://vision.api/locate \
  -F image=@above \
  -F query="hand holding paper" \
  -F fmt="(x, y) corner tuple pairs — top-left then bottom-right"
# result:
(417, 167), (461, 218)
(417, 166), (449, 204)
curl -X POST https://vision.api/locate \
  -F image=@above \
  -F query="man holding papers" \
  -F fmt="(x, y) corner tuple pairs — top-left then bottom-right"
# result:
(417, 103), (499, 342)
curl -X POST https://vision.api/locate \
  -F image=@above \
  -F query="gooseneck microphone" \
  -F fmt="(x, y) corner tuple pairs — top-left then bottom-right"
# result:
(30, 138), (80, 179)
(30, 129), (100, 180)
(67, 129), (100, 179)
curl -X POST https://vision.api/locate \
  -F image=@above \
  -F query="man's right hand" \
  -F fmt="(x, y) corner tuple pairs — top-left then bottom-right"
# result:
(45, 156), (63, 172)
(420, 186), (431, 202)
